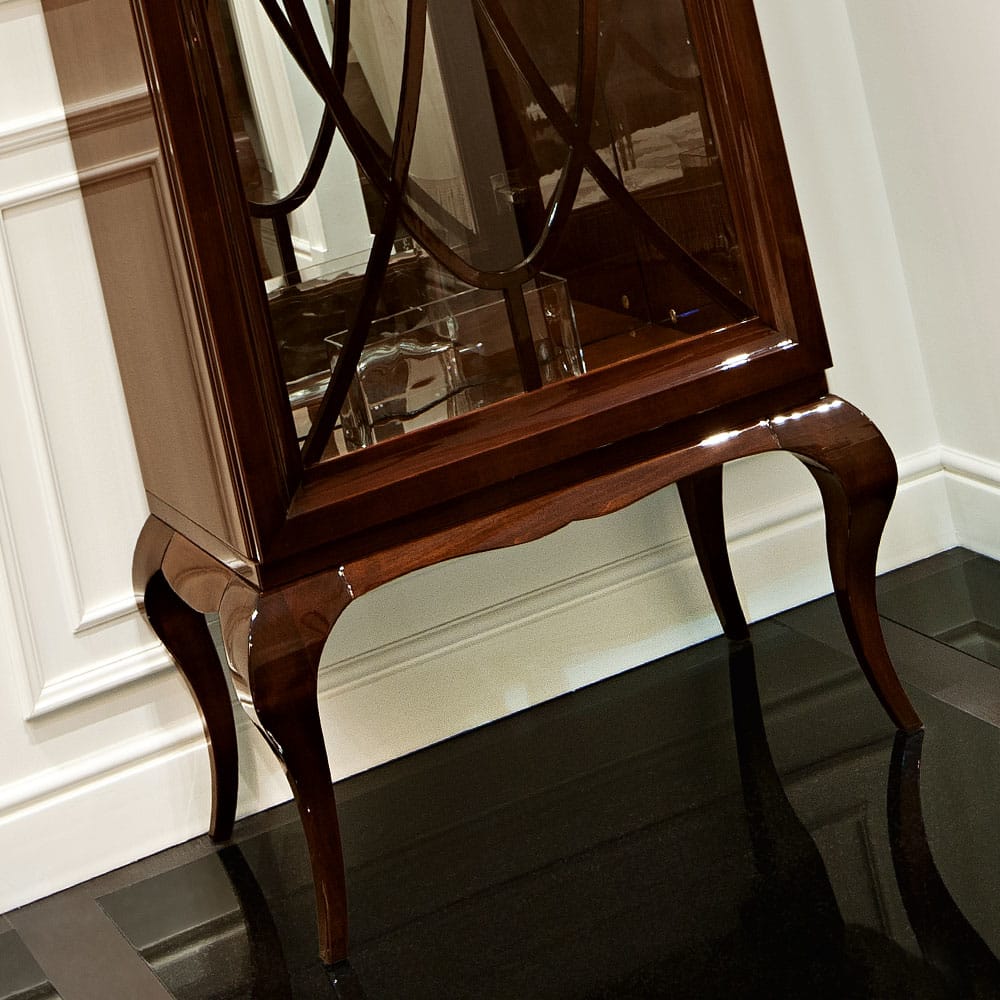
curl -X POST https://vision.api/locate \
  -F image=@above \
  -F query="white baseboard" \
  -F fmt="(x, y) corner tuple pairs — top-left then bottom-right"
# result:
(941, 447), (1000, 561)
(0, 459), (957, 912)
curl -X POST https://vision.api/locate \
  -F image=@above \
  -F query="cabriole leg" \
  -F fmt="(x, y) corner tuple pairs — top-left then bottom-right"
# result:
(678, 465), (750, 641)
(133, 518), (239, 840)
(772, 398), (921, 734)
(223, 573), (353, 965)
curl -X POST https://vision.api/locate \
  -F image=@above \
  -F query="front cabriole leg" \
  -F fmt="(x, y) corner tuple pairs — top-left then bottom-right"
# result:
(769, 397), (921, 734)
(220, 570), (354, 965)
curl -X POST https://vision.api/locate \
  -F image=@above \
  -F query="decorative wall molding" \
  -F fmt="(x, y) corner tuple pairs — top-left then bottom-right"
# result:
(0, 200), (82, 714)
(63, 84), (151, 138)
(74, 594), (145, 635)
(0, 716), (214, 914)
(0, 50), (265, 718)
(27, 642), (173, 720)
(0, 168), (158, 717)
(0, 463), (45, 720)
(0, 83), (149, 159)
(0, 715), (204, 822)
(941, 446), (1000, 491)
(941, 446), (1000, 562)
(0, 74), (164, 719)
(0, 109), (65, 156)
(0, 148), (158, 211)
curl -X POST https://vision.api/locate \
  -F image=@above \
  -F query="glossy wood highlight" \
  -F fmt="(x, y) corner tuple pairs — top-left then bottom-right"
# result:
(220, 571), (353, 965)
(771, 400), (921, 733)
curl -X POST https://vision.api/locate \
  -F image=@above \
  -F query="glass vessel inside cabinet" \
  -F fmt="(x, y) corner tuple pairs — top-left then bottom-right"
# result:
(208, 0), (757, 461)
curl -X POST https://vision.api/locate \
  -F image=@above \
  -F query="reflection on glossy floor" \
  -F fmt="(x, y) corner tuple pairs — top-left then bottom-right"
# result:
(5, 548), (1000, 999)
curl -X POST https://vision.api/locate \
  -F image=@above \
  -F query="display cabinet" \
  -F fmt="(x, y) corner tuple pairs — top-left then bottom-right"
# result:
(84, 0), (922, 965)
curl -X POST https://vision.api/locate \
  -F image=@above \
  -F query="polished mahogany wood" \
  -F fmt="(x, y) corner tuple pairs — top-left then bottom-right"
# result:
(771, 400), (920, 733)
(220, 570), (353, 965)
(678, 466), (750, 641)
(133, 518), (238, 841)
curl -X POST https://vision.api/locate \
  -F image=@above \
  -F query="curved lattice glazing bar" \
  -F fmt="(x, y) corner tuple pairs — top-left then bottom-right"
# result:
(244, 0), (343, 282)
(274, 0), (431, 463)
(255, 0), (477, 267)
(248, 0), (756, 463)
(473, 0), (751, 319)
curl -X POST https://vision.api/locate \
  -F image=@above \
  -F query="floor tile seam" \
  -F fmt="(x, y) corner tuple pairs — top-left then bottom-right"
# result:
(732, 623), (875, 714)
(767, 615), (997, 729)
(881, 614), (1000, 668)
(2, 829), (229, 935)
(773, 733), (894, 789)
(876, 617), (1000, 715)
(134, 909), (245, 967)
(0, 928), (56, 999)
(773, 602), (993, 672)
(7, 897), (174, 1000)
(771, 608), (948, 665)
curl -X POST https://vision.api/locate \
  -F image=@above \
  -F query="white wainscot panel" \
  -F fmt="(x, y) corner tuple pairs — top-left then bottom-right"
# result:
(0, 151), (162, 719)
(0, 0), (65, 127)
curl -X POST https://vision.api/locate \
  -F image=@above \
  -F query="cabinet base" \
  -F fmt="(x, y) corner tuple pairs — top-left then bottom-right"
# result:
(133, 391), (920, 964)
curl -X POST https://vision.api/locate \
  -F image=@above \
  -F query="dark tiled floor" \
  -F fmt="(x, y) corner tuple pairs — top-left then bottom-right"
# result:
(0, 916), (61, 1000)
(6, 548), (1000, 999)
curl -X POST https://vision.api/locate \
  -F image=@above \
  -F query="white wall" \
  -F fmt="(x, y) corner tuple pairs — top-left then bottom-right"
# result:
(0, 0), (974, 911)
(843, 0), (1000, 557)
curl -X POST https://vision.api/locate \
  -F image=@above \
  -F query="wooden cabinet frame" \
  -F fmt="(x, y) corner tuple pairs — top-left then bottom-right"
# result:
(60, 0), (925, 965)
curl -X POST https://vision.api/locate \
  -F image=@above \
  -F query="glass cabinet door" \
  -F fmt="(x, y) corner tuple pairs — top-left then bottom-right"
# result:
(207, 0), (756, 463)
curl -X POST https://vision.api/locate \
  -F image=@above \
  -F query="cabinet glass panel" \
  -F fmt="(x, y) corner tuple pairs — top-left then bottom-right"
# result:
(210, 0), (756, 460)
